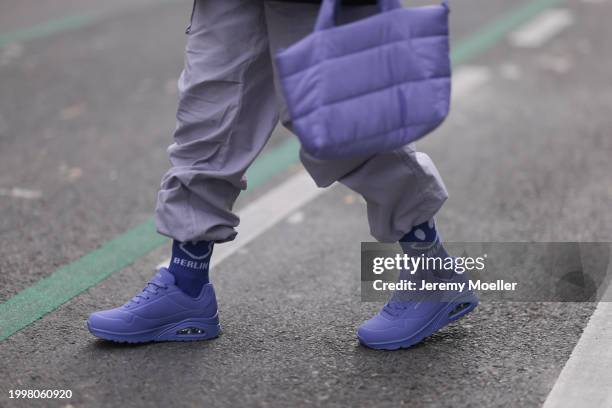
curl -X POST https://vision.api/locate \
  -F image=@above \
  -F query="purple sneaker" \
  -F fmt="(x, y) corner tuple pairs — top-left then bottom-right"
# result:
(87, 268), (220, 343)
(357, 275), (478, 350)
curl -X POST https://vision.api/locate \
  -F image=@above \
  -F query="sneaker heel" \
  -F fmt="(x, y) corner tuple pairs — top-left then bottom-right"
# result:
(158, 319), (221, 342)
(447, 298), (478, 321)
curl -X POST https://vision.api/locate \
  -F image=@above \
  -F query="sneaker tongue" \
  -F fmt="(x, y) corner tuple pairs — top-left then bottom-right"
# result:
(153, 268), (175, 286)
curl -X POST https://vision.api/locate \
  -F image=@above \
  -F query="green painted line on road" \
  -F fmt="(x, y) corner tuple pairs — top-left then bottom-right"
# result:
(0, 139), (299, 341)
(451, 0), (566, 64)
(0, 0), (568, 341)
(0, 14), (99, 48)
(0, 0), (186, 48)
(0, 219), (165, 341)
(247, 137), (301, 188)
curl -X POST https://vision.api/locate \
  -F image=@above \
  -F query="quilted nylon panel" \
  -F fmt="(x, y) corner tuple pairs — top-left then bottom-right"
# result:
(275, 2), (451, 159)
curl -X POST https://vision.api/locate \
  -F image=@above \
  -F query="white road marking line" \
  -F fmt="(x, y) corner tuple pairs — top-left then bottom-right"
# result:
(286, 211), (305, 225)
(543, 279), (612, 408)
(537, 54), (573, 74)
(509, 9), (574, 48)
(499, 63), (523, 81)
(452, 66), (492, 101)
(157, 171), (324, 269)
(0, 42), (23, 66)
(0, 187), (43, 199)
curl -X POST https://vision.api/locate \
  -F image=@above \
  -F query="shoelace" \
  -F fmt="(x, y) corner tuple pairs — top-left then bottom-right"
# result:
(383, 290), (433, 317)
(382, 301), (410, 317)
(127, 281), (168, 306)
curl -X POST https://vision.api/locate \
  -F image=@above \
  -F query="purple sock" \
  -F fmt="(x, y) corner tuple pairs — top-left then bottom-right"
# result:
(399, 219), (453, 279)
(400, 219), (439, 245)
(168, 240), (214, 297)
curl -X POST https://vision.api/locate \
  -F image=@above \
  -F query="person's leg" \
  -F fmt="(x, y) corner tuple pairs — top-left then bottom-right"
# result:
(265, 1), (448, 243)
(156, 0), (278, 245)
(88, 0), (278, 343)
(155, 0), (279, 298)
(265, 1), (476, 350)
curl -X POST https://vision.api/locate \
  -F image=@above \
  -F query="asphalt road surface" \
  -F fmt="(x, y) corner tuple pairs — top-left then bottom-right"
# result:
(1, 0), (611, 407)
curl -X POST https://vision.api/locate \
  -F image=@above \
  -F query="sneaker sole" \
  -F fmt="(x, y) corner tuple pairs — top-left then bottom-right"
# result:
(358, 293), (479, 351)
(87, 316), (221, 343)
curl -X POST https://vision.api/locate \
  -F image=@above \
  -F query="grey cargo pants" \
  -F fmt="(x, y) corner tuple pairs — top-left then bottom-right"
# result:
(155, 0), (448, 244)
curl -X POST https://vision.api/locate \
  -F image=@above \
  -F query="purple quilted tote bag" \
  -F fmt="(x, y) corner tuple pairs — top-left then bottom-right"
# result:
(275, 0), (452, 159)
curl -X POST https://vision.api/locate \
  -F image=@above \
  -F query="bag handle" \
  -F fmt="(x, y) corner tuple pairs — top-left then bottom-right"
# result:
(314, 0), (449, 31)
